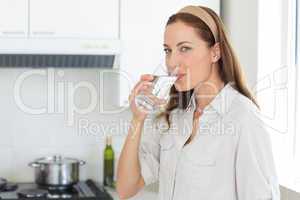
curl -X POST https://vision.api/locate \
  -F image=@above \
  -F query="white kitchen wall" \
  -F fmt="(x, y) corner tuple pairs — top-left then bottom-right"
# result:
(221, 0), (258, 87)
(0, 68), (131, 184)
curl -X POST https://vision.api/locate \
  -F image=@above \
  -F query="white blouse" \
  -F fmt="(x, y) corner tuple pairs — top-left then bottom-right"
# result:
(138, 83), (280, 200)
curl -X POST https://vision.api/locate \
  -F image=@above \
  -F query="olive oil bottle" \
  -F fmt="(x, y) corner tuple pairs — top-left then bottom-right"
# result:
(103, 135), (114, 187)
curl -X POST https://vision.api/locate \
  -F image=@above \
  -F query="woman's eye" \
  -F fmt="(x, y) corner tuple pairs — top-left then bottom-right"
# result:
(164, 48), (171, 54)
(180, 46), (191, 52)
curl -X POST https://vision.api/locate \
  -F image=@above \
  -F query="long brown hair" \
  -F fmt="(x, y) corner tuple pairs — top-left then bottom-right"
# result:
(157, 6), (259, 127)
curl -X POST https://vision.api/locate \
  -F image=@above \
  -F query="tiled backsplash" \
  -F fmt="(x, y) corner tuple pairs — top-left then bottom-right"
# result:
(0, 68), (130, 183)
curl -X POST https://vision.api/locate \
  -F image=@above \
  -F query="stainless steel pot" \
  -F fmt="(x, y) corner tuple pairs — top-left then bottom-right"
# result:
(29, 155), (86, 187)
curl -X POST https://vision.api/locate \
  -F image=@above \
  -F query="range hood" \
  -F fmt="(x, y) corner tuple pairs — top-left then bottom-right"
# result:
(0, 38), (120, 68)
(0, 0), (121, 68)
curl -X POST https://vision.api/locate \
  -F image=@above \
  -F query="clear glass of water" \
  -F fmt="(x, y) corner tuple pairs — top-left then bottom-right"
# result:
(135, 63), (178, 113)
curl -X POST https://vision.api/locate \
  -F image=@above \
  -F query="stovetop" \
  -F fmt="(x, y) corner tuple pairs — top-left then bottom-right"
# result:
(0, 180), (113, 200)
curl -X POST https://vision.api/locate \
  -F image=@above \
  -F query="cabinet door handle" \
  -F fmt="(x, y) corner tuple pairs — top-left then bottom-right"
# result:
(31, 31), (55, 35)
(1, 31), (25, 35)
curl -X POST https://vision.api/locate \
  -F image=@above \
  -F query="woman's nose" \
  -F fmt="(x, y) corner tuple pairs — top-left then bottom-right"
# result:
(166, 57), (180, 74)
(167, 64), (180, 75)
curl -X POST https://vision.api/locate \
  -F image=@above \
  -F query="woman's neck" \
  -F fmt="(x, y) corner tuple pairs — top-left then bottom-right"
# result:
(193, 65), (224, 117)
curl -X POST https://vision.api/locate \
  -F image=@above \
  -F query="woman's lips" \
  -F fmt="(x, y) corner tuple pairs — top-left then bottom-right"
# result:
(176, 74), (185, 81)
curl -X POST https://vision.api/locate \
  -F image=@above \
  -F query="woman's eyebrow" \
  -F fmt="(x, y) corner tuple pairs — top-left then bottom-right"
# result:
(176, 41), (192, 46)
(163, 41), (193, 47)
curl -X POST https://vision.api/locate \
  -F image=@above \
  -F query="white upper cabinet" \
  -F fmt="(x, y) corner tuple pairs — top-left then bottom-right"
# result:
(0, 0), (119, 39)
(119, 0), (220, 106)
(0, 0), (28, 38)
(29, 0), (119, 39)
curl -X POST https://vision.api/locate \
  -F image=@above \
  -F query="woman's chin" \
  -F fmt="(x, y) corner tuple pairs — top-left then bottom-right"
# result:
(174, 83), (193, 92)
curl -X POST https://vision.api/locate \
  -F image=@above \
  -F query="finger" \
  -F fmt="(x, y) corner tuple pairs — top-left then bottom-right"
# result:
(139, 84), (154, 94)
(140, 74), (155, 81)
(145, 94), (167, 106)
(132, 80), (152, 92)
(128, 93), (134, 103)
(133, 95), (151, 112)
(132, 81), (153, 96)
(128, 84), (153, 104)
(129, 80), (156, 108)
(136, 103), (151, 114)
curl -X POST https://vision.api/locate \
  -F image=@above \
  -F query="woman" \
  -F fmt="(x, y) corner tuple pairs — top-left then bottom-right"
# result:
(117, 5), (280, 200)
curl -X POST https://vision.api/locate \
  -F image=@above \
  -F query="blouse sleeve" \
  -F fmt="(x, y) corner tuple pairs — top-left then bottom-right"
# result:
(235, 111), (281, 200)
(138, 115), (161, 186)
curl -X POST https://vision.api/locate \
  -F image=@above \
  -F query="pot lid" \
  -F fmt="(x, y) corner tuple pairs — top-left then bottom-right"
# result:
(34, 155), (81, 165)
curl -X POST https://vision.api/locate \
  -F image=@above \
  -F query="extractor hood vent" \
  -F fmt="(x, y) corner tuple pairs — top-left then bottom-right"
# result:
(0, 38), (120, 68)
(0, 54), (116, 68)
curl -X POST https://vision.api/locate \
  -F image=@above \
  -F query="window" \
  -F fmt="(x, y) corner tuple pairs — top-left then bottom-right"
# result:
(294, 0), (300, 190)
(258, 0), (299, 191)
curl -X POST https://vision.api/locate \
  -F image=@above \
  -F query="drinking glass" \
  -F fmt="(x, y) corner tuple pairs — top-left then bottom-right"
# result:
(135, 63), (178, 113)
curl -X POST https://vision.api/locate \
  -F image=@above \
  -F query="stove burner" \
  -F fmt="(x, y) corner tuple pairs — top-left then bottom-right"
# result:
(0, 178), (7, 191)
(47, 193), (72, 199)
(2, 183), (18, 192)
(41, 185), (73, 192)
(0, 180), (113, 200)
(47, 187), (77, 198)
(18, 189), (48, 198)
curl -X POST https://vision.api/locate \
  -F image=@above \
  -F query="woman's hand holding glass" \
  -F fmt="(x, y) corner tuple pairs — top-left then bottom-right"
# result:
(129, 74), (167, 121)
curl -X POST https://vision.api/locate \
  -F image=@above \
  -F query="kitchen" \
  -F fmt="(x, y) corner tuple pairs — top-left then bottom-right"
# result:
(0, 0), (299, 199)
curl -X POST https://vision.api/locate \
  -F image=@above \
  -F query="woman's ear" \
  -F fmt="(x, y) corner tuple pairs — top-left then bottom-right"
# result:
(211, 42), (221, 63)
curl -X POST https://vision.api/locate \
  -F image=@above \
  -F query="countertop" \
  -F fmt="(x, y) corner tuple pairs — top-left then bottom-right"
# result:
(105, 186), (158, 200)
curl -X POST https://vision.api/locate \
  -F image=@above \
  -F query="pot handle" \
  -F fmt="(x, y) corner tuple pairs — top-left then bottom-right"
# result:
(28, 162), (40, 168)
(79, 160), (86, 166)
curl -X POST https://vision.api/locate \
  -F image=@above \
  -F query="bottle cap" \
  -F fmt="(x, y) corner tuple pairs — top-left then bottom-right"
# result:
(106, 135), (112, 145)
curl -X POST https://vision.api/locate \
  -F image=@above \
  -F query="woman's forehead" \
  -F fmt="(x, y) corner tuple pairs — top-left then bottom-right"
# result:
(164, 22), (202, 46)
